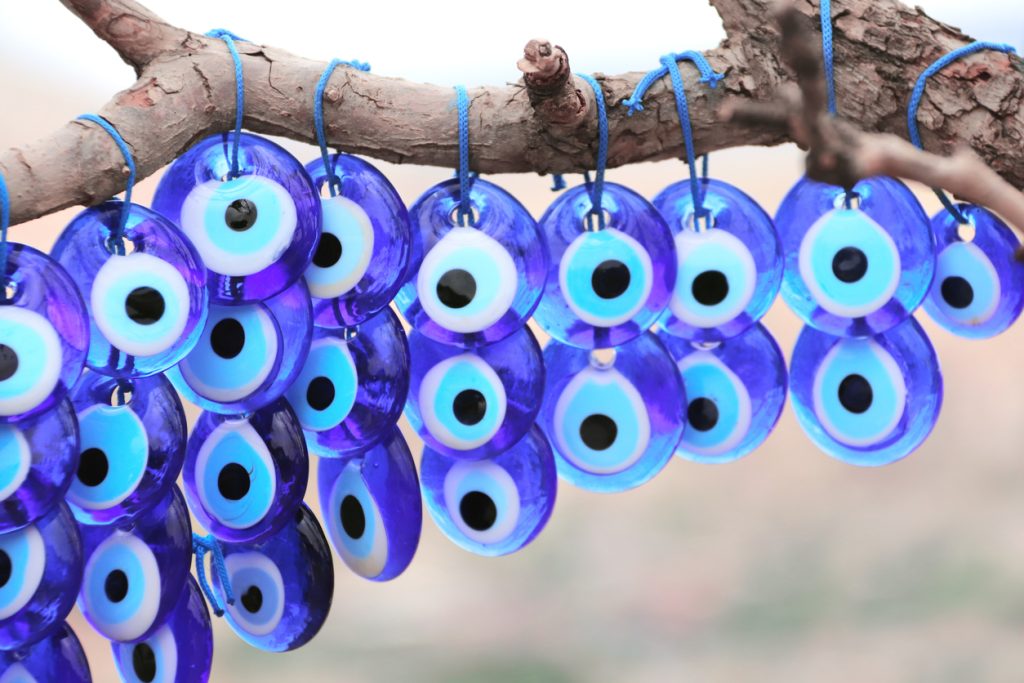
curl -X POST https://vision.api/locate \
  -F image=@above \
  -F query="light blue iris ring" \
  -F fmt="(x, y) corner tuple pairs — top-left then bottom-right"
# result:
(68, 405), (148, 510)
(426, 357), (504, 447)
(197, 430), (275, 530)
(0, 525), (44, 618)
(200, 177), (290, 257)
(930, 241), (1000, 325)
(677, 356), (750, 455)
(84, 543), (148, 627)
(285, 338), (357, 432)
(92, 257), (186, 356)
(560, 229), (653, 326)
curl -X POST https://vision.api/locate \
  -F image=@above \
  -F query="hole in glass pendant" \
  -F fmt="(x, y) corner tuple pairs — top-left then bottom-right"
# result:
(833, 191), (862, 210)
(684, 211), (716, 232)
(448, 203), (480, 228)
(589, 348), (617, 368)
(109, 381), (134, 406)
(957, 219), (976, 243)
(584, 208), (614, 233)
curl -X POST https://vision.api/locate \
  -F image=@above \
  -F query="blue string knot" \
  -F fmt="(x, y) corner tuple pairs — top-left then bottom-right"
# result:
(622, 51), (724, 116)
(192, 532), (235, 617)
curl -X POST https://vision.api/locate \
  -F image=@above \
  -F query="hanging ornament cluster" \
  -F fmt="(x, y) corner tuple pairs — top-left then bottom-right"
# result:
(0, 20), (1021, 683)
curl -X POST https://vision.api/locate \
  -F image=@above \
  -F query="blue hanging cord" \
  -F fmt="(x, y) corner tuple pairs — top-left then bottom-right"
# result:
(314, 58), (372, 197)
(622, 51), (724, 116)
(453, 85), (474, 226)
(820, 0), (838, 116)
(907, 40), (1017, 223)
(0, 172), (10, 276)
(660, 55), (709, 222)
(76, 114), (136, 252)
(550, 174), (567, 191)
(577, 74), (609, 230)
(701, 153), (709, 181)
(205, 29), (248, 178)
(192, 533), (235, 617)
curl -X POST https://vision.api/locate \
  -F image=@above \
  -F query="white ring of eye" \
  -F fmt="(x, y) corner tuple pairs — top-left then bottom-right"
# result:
(676, 352), (752, 456)
(306, 196), (375, 299)
(91, 252), (191, 357)
(118, 623), (177, 683)
(443, 460), (520, 545)
(0, 307), (63, 417)
(194, 420), (277, 530)
(418, 354), (507, 450)
(0, 524), (45, 620)
(326, 460), (388, 578)
(0, 424), (31, 502)
(224, 552), (285, 637)
(559, 228), (654, 327)
(67, 404), (148, 511)
(81, 532), (161, 641)
(670, 229), (757, 328)
(0, 663), (34, 682)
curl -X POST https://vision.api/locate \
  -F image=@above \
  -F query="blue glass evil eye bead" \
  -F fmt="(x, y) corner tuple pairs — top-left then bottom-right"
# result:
(421, 425), (556, 557)
(69, 372), (186, 526)
(214, 504), (333, 652)
(775, 177), (935, 337)
(789, 317), (942, 466)
(924, 205), (1024, 338)
(0, 623), (91, 682)
(304, 154), (412, 327)
(184, 400), (308, 543)
(0, 503), (82, 651)
(534, 182), (676, 349)
(406, 325), (544, 460)
(169, 280), (312, 414)
(287, 308), (408, 459)
(657, 324), (786, 463)
(540, 332), (685, 492)
(0, 244), (88, 422)
(317, 428), (421, 581)
(50, 202), (208, 378)
(0, 398), (77, 534)
(77, 486), (191, 643)
(395, 177), (547, 347)
(152, 133), (321, 303)
(112, 576), (212, 683)
(653, 178), (782, 341)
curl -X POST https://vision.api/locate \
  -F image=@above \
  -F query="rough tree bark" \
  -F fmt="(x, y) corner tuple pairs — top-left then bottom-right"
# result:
(0, 0), (1021, 229)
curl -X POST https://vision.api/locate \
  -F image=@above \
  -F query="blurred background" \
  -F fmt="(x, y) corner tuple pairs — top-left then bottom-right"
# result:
(2, 0), (1024, 681)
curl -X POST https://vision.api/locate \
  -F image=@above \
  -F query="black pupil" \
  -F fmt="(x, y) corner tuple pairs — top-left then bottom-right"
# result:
(210, 319), (245, 359)
(580, 414), (617, 450)
(218, 463), (251, 501)
(225, 198), (258, 231)
(306, 376), (335, 411)
(0, 344), (18, 382)
(692, 270), (729, 306)
(688, 398), (720, 431)
(124, 286), (165, 325)
(436, 269), (476, 309)
(453, 389), (487, 426)
(78, 448), (109, 487)
(832, 247), (868, 283)
(460, 491), (498, 531)
(132, 643), (157, 683)
(105, 569), (129, 603)
(941, 276), (974, 309)
(241, 585), (263, 613)
(0, 550), (10, 588)
(838, 374), (873, 414)
(340, 495), (366, 539)
(591, 260), (631, 299)
(313, 233), (343, 268)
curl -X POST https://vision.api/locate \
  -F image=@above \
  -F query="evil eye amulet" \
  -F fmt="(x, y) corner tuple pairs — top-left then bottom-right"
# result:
(287, 307), (409, 459)
(304, 154), (412, 327)
(657, 324), (786, 463)
(924, 204), (1024, 338)
(395, 177), (547, 347)
(0, 398), (77, 534)
(0, 503), (82, 651)
(69, 372), (186, 526)
(184, 400), (308, 543)
(0, 623), (91, 682)
(533, 182), (676, 349)
(112, 576), (212, 683)
(169, 280), (312, 414)
(789, 317), (942, 466)
(51, 201), (208, 378)
(775, 177), (934, 336)
(405, 325), (544, 459)
(421, 425), (556, 557)
(0, 244), (88, 422)
(317, 428), (421, 581)
(77, 486), (191, 643)
(653, 178), (782, 341)
(539, 332), (685, 492)
(214, 504), (333, 652)
(152, 133), (321, 303)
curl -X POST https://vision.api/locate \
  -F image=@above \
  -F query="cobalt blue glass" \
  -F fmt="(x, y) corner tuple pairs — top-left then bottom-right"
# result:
(924, 204), (1024, 338)
(421, 425), (556, 557)
(0, 398), (77, 533)
(50, 201), (208, 378)
(183, 400), (308, 543)
(405, 324), (544, 460)
(317, 428), (421, 581)
(789, 316), (942, 466)
(658, 323), (787, 463)
(68, 372), (186, 526)
(214, 504), (333, 652)
(533, 182), (676, 349)
(653, 178), (782, 341)
(0, 244), (88, 423)
(77, 486), (191, 643)
(0, 622), (91, 682)
(152, 132), (321, 303)
(395, 177), (548, 347)
(775, 177), (935, 337)
(168, 279), (312, 414)
(112, 576), (213, 683)
(304, 154), (412, 327)
(0, 503), (82, 651)
(539, 332), (685, 492)
(287, 307), (408, 459)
